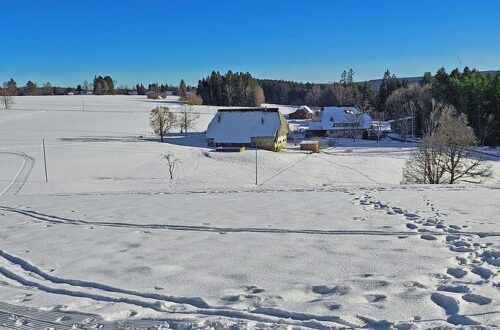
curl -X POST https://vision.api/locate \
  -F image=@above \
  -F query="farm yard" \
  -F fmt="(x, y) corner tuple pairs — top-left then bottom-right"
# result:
(0, 95), (499, 329)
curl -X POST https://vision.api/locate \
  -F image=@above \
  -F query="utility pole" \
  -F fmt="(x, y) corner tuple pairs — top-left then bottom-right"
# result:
(42, 139), (48, 182)
(255, 146), (258, 185)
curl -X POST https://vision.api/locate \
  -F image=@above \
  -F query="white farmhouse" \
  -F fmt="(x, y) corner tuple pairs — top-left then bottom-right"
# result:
(306, 106), (372, 138)
(206, 108), (289, 151)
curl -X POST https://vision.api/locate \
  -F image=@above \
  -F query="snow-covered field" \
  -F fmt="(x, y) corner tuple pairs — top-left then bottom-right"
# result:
(0, 96), (499, 329)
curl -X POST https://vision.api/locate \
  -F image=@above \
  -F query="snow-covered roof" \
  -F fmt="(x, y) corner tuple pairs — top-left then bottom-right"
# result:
(387, 116), (413, 123)
(301, 106), (314, 114)
(309, 106), (372, 130)
(206, 108), (285, 144)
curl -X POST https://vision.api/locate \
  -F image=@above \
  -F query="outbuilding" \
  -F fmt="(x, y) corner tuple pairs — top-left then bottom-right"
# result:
(289, 106), (314, 119)
(300, 140), (320, 153)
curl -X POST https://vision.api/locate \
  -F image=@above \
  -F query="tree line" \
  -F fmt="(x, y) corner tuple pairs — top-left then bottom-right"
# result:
(2, 67), (499, 146)
(194, 68), (499, 146)
(196, 71), (265, 107)
(0, 78), (87, 96)
(259, 69), (379, 109)
(383, 68), (500, 146)
(0, 76), (195, 97)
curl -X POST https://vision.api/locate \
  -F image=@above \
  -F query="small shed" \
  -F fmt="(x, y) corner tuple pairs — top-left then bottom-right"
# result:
(216, 146), (245, 152)
(300, 140), (320, 153)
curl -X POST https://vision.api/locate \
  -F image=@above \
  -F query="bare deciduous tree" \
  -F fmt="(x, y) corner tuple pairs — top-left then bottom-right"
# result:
(332, 84), (351, 106)
(372, 111), (387, 143)
(305, 84), (322, 105)
(253, 86), (265, 106)
(402, 104), (492, 184)
(1, 89), (14, 109)
(424, 99), (441, 136)
(163, 152), (179, 179)
(42, 82), (53, 95)
(225, 85), (234, 106)
(150, 106), (176, 141)
(386, 84), (425, 142)
(346, 109), (366, 142)
(438, 108), (492, 183)
(185, 93), (203, 105)
(178, 104), (200, 134)
(402, 133), (447, 184)
(478, 113), (495, 146)
(82, 80), (89, 93)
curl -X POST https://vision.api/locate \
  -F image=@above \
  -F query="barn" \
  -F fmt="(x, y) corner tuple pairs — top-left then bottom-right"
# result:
(289, 106), (314, 119)
(206, 108), (289, 151)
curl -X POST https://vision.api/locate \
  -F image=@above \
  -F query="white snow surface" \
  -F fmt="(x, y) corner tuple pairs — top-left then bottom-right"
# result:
(0, 95), (499, 329)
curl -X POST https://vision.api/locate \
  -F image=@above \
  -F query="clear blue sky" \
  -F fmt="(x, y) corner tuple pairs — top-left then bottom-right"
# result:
(1, 0), (499, 87)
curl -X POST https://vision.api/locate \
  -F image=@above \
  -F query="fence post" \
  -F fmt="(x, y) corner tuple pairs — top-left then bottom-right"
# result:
(43, 139), (48, 182)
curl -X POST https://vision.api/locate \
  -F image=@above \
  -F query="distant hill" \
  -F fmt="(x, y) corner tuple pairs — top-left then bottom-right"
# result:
(364, 70), (500, 88)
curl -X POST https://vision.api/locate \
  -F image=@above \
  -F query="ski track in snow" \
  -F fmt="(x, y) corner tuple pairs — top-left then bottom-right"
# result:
(0, 300), (369, 330)
(0, 250), (363, 329)
(1, 205), (499, 238)
(0, 301), (109, 330)
(13, 182), (499, 198)
(351, 190), (500, 326)
(1, 189), (499, 327)
(0, 183), (499, 327)
(2, 97), (499, 328)
(0, 151), (35, 196)
(1, 243), (498, 329)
